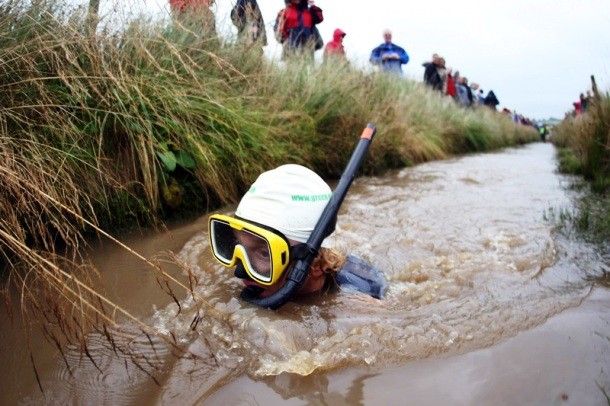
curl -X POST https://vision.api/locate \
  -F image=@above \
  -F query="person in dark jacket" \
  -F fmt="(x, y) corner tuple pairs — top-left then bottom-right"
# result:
(422, 53), (443, 91)
(369, 29), (409, 75)
(484, 90), (499, 110)
(230, 0), (267, 47)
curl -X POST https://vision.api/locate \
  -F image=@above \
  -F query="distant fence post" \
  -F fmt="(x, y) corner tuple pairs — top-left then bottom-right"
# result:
(86, 0), (100, 36)
(591, 75), (600, 100)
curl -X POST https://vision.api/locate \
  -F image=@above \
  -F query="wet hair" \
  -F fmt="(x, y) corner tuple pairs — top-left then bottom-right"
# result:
(312, 247), (346, 293)
(314, 247), (346, 275)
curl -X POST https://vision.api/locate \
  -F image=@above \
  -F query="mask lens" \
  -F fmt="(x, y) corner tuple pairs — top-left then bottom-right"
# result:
(210, 218), (275, 283)
(235, 229), (273, 282)
(210, 219), (238, 264)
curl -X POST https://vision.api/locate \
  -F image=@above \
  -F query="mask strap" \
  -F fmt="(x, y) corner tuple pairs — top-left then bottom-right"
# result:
(290, 243), (317, 261)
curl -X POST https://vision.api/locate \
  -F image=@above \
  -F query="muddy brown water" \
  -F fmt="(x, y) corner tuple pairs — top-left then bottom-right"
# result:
(2, 142), (609, 405)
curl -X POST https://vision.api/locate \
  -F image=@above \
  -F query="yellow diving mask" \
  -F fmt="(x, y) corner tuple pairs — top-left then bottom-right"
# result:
(209, 214), (304, 286)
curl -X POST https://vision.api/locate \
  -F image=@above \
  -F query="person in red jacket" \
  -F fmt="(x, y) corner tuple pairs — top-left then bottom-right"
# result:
(169, 0), (216, 37)
(323, 28), (346, 62)
(445, 67), (457, 100)
(169, 0), (213, 13)
(275, 0), (324, 59)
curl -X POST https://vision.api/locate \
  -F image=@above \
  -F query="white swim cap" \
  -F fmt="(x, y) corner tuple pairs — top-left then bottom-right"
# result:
(235, 164), (332, 243)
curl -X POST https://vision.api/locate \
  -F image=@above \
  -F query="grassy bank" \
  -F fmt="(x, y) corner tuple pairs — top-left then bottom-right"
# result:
(0, 0), (537, 351)
(552, 82), (610, 246)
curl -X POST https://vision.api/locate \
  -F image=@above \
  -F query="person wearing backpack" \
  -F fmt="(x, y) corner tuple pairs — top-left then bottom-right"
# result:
(169, 0), (217, 39)
(274, 0), (324, 60)
(230, 0), (267, 48)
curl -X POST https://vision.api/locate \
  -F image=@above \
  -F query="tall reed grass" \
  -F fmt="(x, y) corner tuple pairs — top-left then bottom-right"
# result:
(0, 0), (538, 384)
(552, 82), (610, 245)
(553, 88), (610, 191)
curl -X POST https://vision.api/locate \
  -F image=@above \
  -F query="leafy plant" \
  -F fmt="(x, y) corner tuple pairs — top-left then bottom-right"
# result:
(155, 142), (196, 172)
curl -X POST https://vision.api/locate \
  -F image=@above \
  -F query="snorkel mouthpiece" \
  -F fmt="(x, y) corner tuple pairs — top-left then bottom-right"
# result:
(242, 123), (377, 310)
(241, 285), (265, 300)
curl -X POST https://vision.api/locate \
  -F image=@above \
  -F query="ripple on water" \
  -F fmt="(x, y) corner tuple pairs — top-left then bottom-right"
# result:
(25, 328), (173, 404)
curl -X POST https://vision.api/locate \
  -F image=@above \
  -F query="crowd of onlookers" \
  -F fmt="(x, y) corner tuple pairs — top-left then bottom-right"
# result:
(418, 51), (543, 129)
(172, 0), (540, 125)
(569, 90), (595, 117)
(262, 1), (530, 121)
(420, 53), (500, 111)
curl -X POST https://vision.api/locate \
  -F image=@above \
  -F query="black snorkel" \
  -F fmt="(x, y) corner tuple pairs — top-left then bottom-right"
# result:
(241, 123), (377, 310)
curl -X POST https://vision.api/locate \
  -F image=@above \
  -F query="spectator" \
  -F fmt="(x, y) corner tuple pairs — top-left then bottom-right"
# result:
(586, 90), (594, 109)
(456, 76), (473, 107)
(437, 57), (448, 93)
(484, 90), (499, 110)
(539, 125), (549, 142)
(477, 89), (485, 105)
(580, 92), (588, 113)
(422, 54), (443, 91)
(169, 0), (216, 37)
(470, 82), (481, 105)
(323, 28), (347, 62)
(445, 68), (457, 99)
(573, 100), (582, 116)
(369, 29), (409, 75)
(512, 111), (519, 123)
(230, 0), (267, 48)
(274, 0), (324, 60)
(170, 0), (214, 14)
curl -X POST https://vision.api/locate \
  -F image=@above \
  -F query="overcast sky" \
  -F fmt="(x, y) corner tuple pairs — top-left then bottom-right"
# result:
(129, 0), (610, 119)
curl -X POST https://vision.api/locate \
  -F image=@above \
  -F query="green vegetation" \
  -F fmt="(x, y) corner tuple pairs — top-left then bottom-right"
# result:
(0, 0), (537, 357)
(552, 82), (610, 247)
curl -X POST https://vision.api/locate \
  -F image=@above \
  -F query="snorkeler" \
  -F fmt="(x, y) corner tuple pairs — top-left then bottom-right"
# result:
(208, 125), (387, 309)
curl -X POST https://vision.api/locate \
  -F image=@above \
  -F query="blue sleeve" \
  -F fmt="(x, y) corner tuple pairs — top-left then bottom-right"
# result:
(397, 46), (409, 65)
(335, 255), (388, 299)
(369, 45), (382, 64)
(456, 84), (465, 98)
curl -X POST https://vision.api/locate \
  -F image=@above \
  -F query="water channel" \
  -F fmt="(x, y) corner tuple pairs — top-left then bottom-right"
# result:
(2, 142), (609, 404)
